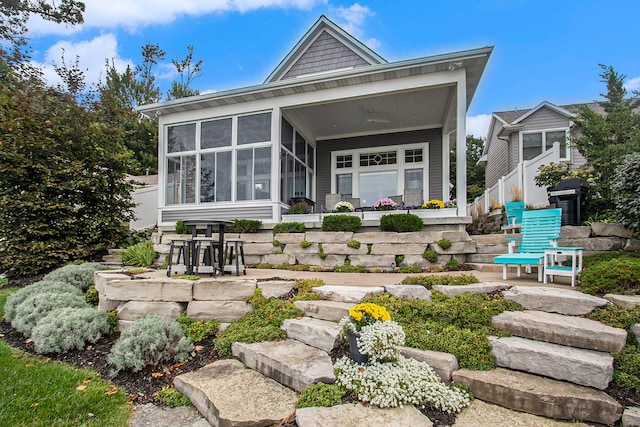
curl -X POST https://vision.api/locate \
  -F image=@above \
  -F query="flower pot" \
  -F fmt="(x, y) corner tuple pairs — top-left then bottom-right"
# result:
(347, 330), (369, 363)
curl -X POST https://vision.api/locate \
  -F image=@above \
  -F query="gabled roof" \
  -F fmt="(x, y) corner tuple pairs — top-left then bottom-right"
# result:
(265, 15), (386, 83)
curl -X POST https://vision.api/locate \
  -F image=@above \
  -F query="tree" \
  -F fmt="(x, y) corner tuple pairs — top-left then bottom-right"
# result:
(450, 135), (486, 202)
(166, 45), (202, 100)
(572, 65), (640, 215)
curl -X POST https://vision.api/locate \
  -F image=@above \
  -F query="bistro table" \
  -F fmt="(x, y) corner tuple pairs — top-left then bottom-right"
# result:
(182, 219), (234, 276)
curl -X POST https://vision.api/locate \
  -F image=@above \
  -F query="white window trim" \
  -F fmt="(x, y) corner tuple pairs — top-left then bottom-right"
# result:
(519, 127), (570, 162)
(330, 142), (429, 199)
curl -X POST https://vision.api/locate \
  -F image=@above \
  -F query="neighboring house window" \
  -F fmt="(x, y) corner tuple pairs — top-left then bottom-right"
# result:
(165, 112), (272, 205)
(521, 129), (569, 161)
(280, 118), (315, 203)
(331, 144), (428, 207)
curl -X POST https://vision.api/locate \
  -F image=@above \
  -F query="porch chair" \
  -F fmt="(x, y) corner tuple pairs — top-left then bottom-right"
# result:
(346, 198), (361, 210)
(493, 208), (562, 281)
(501, 201), (525, 234)
(403, 189), (423, 208)
(325, 193), (341, 211)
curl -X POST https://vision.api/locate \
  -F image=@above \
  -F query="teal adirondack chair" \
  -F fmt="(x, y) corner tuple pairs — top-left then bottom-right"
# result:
(501, 201), (525, 233)
(494, 208), (562, 281)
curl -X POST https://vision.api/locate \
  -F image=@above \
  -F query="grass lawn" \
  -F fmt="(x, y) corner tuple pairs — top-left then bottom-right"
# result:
(0, 287), (132, 426)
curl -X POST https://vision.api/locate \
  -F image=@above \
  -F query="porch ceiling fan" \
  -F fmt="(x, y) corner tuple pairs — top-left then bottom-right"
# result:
(364, 109), (391, 124)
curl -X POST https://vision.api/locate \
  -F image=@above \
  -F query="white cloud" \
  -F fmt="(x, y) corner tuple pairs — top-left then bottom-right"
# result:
(31, 33), (132, 89)
(625, 76), (640, 91)
(27, 0), (326, 34)
(331, 3), (374, 39)
(466, 114), (491, 138)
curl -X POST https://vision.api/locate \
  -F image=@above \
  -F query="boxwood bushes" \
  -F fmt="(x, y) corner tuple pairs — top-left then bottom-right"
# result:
(379, 213), (423, 232)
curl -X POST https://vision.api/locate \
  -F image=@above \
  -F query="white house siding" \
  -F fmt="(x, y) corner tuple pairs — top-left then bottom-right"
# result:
(485, 120), (509, 188)
(519, 107), (570, 132)
(316, 128), (443, 206)
(282, 31), (371, 80)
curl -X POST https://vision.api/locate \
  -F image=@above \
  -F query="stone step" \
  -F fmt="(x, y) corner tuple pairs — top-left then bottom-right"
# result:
(502, 286), (608, 315)
(466, 253), (502, 263)
(232, 339), (335, 392)
(492, 310), (627, 353)
(452, 368), (622, 425)
(432, 282), (510, 297)
(281, 317), (342, 352)
(489, 336), (614, 390)
(294, 300), (354, 321)
(383, 284), (432, 301)
(473, 242), (509, 254)
(399, 346), (458, 383)
(471, 234), (519, 244)
(296, 403), (433, 427)
(312, 285), (386, 303)
(174, 359), (299, 427)
(466, 262), (504, 273)
(604, 293), (640, 309)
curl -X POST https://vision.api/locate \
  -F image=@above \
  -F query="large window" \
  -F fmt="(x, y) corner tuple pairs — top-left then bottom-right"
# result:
(280, 118), (314, 204)
(331, 143), (428, 207)
(165, 112), (272, 205)
(521, 129), (568, 161)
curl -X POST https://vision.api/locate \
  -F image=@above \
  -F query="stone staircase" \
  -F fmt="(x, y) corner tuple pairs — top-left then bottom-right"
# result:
(173, 282), (633, 426)
(466, 234), (510, 272)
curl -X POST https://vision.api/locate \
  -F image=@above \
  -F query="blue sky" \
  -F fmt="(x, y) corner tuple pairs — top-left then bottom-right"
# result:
(25, 0), (640, 138)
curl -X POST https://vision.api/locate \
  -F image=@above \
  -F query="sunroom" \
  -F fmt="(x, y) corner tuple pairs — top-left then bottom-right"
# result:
(138, 16), (492, 228)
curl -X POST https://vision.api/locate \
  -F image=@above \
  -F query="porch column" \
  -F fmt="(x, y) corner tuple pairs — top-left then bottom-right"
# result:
(455, 73), (467, 216)
(271, 107), (281, 221)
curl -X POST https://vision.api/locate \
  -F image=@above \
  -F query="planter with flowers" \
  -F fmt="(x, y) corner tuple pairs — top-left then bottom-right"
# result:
(363, 198), (401, 221)
(335, 302), (471, 412)
(322, 201), (362, 220)
(409, 199), (457, 218)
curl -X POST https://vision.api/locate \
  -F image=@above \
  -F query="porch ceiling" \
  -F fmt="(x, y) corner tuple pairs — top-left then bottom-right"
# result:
(283, 85), (453, 140)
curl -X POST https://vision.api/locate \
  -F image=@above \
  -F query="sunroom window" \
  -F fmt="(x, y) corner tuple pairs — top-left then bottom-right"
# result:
(280, 118), (314, 204)
(522, 129), (568, 161)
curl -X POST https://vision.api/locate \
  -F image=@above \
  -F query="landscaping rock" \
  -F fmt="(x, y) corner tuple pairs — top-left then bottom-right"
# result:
(117, 301), (184, 321)
(384, 284), (432, 301)
(591, 222), (634, 238)
(452, 368), (621, 425)
(399, 254), (430, 267)
(559, 225), (592, 239)
(492, 310), (627, 352)
(489, 336), (614, 389)
(129, 403), (210, 427)
(283, 243), (319, 255)
(473, 243), (509, 254)
(350, 232), (402, 244)
(186, 300), (252, 322)
(622, 406), (640, 427)
(94, 271), (130, 290)
(262, 254), (296, 265)
(174, 359), (298, 427)
(97, 292), (124, 311)
(192, 279), (256, 301)
(273, 233), (306, 244)
(430, 241), (476, 255)
(370, 243), (427, 255)
(293, 300), (354, 321)
(281, 317), (342, 352)
(624, 239), (640, 252)
(243, 242), (280, 255)
(432, 282), (510, 297)
(398, 231), (441, 244)
(305, 231), (353, 243)
(604, 294), (640, 309)
(257, 280), (296, 298)
(98, 278), (193, 302)
(349, 255), (396, 269)
(399, 347), (458, 383)
(232, 339), (335, 392)
(559, 237), (624, 252)
(296, 254), (345, 268)
(312, 285), (385, 303)
(503, 286), (608, 315)
(442, 230), (471, 242)
(240, 233), (274, 243)
(295, 403), (432, 427)
(321, 243), (368, 255)
(632, 324), (640, 343)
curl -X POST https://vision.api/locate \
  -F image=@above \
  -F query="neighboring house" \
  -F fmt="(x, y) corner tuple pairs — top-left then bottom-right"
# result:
(477, 101), (591, 209)
(128, 175), (159, 230)
(138, 15), (492, 227)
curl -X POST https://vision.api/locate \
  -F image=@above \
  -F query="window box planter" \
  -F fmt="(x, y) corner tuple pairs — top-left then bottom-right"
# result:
(408, 208), (457, 218)
(321, 211), (363, 219)
(281, 213), (320, 222)
(362, 210), (405, 221)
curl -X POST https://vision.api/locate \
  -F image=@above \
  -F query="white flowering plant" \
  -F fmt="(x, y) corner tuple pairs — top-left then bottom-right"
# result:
(356, 320), (405, 362)
(333, 201), (355, 212)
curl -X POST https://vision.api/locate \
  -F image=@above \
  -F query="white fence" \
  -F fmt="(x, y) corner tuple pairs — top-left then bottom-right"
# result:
(469, 142), (561, 216)
(130, 185), (158, 230)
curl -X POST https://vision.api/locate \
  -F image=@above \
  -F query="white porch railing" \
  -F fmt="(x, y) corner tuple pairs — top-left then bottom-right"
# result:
(469, 142), (561, 216)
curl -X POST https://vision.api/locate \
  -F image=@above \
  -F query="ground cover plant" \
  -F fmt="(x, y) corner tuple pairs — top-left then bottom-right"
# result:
(401, 274), (479, 288)
(579, 257), (640, 295)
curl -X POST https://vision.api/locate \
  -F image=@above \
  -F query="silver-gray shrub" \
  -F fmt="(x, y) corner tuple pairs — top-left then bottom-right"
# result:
(11, 291), (89, 337)
(108, 314), (192, 374)
(31, 307), (110, 354)
(42, 262), (105, 291)
(3, 280), (83, 322)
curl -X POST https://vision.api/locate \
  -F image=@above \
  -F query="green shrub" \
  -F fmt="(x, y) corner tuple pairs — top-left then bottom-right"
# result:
(612, 344), (640, 393)
(173, 274), (200, 281)
(400, 274), (479, 289)
(422, 249), (438, 263)
(333, 260), (365, 273)
(322, 215), (361, 232)
(253, 262), (274, 269)
(318, 243), (327, 259)
(293, 279), (323, 301)
(11, 292), (89, 337)
(214, 297), (303, 358)
(288, 202), (311, 214)
(435, 239), (452, 250)
(122, 241), (157, 267)
(296, 383), (345, 409)
(585, 304), (640, 339)
(85, 285), (99, 307)
(347, 240), (361, 249)
(175, 220), (191, 234)
(398, 265), (422, 273)
(0, 277), (9, 288)
(379, 213), (423, 232)
(31, 307), (110, 354)
(395, 255), (405, 265)
(228, 219), (262, 233)
(4, 280), (82, 321)
(108, 315), (192, 373)
(613, 152), (640, 234)
(275, 263), (310, 271)
(43, 262), (105, 291)
(445, 258), (460, 270)
(582, 251), (640, 268)
(176, 312), (220, 343)
(107, 309), (120, 334)
(156, 386), (192, 407)
(273, 222), (305, 234)
(579, 258), (640, 295)
(118, 229), (153, 249)
(299, 240), (312, 248)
